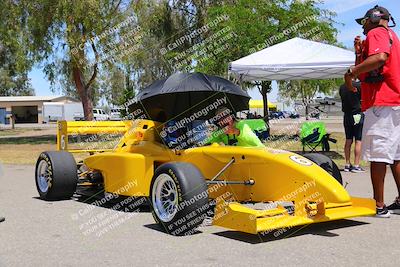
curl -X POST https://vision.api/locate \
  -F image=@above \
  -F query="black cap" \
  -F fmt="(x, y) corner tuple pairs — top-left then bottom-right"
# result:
(356, 5), (391, 25)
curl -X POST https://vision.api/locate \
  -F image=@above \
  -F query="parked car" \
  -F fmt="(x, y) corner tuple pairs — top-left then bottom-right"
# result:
(73, 108), (109, 121)
(289, 112), (300, 119)
(316, 97), (336, 105)
(282, 111), (291, 118)
(269, 111), (284, 119)
(110, 108), (123, 121)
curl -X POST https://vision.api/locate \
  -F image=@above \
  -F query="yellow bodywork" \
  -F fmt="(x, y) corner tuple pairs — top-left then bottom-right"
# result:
(57, 119), (376, 234)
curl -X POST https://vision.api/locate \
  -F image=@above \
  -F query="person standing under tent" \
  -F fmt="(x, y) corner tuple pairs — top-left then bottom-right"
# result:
(344, 5), (400, 217)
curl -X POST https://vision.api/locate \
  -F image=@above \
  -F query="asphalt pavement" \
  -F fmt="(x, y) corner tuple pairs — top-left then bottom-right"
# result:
(1, 163), (400, 267)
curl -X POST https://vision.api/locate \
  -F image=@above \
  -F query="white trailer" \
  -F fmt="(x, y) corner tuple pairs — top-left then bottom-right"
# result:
(42, 102), (83, 123)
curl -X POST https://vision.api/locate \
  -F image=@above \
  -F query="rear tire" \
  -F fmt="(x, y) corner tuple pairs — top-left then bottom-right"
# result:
(35, 151), (78, 200)
(303, 153), (342, 185)
(150, 162), (208, 236)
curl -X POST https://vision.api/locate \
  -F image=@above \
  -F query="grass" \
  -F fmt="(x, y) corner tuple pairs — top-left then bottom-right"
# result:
(0, 128), (30, 136)
(0, 144), (55, 164)
(0, 136), (56, 144)
(0, 143), (90, 165)
(0, 133), (121, 165)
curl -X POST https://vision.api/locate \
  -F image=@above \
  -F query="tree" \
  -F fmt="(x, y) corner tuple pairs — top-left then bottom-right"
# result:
(257, 81), (272, 127)
(13, 0), (135, 120)
(115, 0), (207, 108)
(100, 66), (125, 106)
(123, 0), (339, 127)
(0, 1), (34, 96)
(124, 0), (199, 88)
(0, 69), (34, 96)
(192, 0), (338, 125)
(0, 42), (34, 96)
(193, 0), (289, 124)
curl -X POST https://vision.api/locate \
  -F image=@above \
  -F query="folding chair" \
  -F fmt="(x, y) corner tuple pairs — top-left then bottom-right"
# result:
(300, 121), (336, 152)
(236, 119), (269, 140)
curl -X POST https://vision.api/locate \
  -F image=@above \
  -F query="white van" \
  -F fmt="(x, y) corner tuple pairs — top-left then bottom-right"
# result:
(73, 108), (109, 121)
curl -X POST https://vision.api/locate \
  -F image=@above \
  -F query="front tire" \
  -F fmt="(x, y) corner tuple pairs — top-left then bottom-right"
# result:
(150, 162), (208, 236)
(35, 151), (78, 200)
(303, 153), (342, 185)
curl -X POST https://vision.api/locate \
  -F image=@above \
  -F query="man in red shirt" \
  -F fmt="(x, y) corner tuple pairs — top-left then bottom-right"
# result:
(344, 5), (400, 217)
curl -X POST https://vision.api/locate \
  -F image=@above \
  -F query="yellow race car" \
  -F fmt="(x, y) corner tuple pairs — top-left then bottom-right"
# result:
(35, 73), (375, 236)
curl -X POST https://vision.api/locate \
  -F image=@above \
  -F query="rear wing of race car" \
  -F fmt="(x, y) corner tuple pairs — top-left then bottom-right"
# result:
(57, 120), (132, 153)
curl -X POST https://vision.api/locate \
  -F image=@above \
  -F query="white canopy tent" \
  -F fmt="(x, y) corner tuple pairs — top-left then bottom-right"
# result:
(229, 37), (355, 81)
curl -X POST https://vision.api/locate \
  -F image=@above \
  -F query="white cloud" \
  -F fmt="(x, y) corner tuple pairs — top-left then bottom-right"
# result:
(323, 0), (376, 14)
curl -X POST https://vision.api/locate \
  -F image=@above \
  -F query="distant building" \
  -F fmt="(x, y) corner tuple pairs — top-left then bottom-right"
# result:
(0, 96), (80, 124)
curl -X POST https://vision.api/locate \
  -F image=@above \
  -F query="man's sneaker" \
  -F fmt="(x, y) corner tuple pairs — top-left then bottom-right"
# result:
(351, 166), (365, 173)
(376, 206), (391, 218)
(344, 164), (352, 172)
(387, 197), (400, 214)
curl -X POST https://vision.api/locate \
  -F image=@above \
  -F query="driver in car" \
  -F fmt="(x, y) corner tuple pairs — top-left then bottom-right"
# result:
(207, 107), (265, 147)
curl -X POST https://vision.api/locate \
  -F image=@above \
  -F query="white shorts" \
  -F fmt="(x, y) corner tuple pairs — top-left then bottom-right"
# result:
(362, 106), (400, 164)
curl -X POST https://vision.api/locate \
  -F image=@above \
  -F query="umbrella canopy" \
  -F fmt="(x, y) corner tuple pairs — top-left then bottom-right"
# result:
(229, 37), (355, 81)
(129, 72), (250, 122)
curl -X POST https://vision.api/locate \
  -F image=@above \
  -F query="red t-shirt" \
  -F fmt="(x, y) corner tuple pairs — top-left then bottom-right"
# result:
(359, 27), (400, 111)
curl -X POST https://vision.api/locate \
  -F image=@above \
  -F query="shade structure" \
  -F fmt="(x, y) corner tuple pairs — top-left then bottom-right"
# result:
(128, 72), (250, 122)
(229, 38), (355, 81)
(249, 99), (277, 109)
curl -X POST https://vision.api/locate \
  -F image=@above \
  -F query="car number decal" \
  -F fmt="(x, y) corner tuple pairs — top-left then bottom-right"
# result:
(289, 155), (313, 166)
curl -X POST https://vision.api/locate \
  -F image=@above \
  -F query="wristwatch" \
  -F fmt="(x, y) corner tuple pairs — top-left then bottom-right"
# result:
(347, 67), (357, 78)
(347, 68), (353, 75)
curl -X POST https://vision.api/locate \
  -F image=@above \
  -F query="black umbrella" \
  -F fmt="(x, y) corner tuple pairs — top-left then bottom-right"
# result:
(128, 72), (250, 122)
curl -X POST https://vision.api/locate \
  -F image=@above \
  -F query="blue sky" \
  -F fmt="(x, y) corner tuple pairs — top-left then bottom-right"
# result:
(323, 0), (399, 47)
(30, 0), (400, 101)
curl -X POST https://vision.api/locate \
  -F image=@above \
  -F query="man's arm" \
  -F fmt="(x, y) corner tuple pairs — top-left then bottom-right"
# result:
(354, 36), (363, 66)
(345, 27), (391, 91)
(344, 52), (388, 91)
(345, 36), (363, 92)
(352, 52), (388, 76)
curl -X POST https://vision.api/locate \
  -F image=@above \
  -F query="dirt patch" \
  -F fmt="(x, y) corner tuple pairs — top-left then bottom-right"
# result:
(0, 144), (54, 164)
